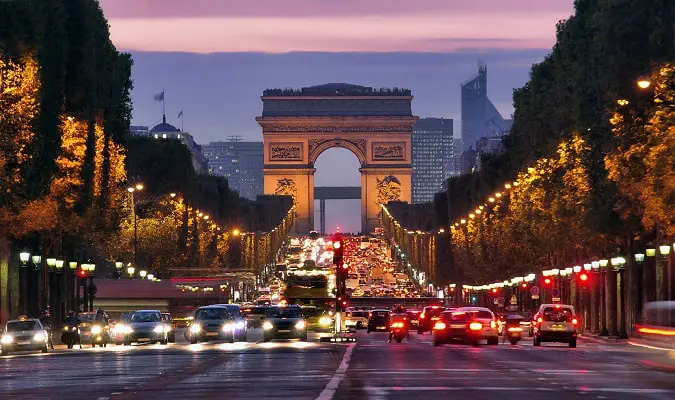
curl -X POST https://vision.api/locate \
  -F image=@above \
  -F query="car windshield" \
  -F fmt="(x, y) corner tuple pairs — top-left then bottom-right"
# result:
(248, 307), (267, 315)
(195, 308), (230, 320)
(443, 312), (469, 322)
(78, 313), (96, 323)
(370, 311), (390, 320)
(351, 311), (368, 318)
(6, 321), (37, 331)
(131, 312), (160, 322)
(424, 307), (444, 316)
(542, 307), (574, 322)
(465, 310), (494, 319)
(267, 307), (302, 318)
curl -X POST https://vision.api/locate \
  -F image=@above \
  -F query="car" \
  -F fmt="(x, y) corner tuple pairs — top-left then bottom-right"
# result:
(161, 313), (176, 343)
(188, 306), (236, 344)
(417, 306), (446, 334)
(243, 306), (268, 329)
(345, 310), (369, 329)
(532, 304), (578, 348)
(367, 309), (391, 333)
(122, 310), (169, 345)
(76, 312), (111, 346)
(262, 305), (307, 341)
(302, 306), (334, 332)
(112, 313), (131, 345)
(1, 317), (49, 355)
(432, 311), (473, 346)
(212, 304), (247, 341)
(406, 310), (421, 329)
(456, 307), (499, 345)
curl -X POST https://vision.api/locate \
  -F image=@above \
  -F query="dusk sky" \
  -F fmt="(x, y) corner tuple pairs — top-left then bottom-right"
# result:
(99, 0), (575, 233)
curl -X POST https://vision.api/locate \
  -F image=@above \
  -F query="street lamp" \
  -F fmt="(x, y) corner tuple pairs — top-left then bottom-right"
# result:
(46, 258), (56, 268)
(634, 253), (645, 263)
(232, 229), (241, 237)
(646, 248), (656, 257)
(659, 245), (671, 256)
(599, 259), (609, 268)
(115, 261), (123, 270)
(139, 270), (147, 279)
(636, 76), (651, 89)
(147, 274), (154, 281)
(69, 262), (77, 270)
(19, 252), (30, 265)
(55, 260), (64, 271)
(127, 266), (135, 277)
(127, 182), (144, 269)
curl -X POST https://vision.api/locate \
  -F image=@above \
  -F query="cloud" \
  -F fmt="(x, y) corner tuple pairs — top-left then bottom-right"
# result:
(107, 12), (564, 53)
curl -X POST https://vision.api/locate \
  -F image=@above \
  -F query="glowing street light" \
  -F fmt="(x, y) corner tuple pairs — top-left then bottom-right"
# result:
(127, 266), (135, 277)
(139, 270), (147, 279)
(636, 76), (651, 89)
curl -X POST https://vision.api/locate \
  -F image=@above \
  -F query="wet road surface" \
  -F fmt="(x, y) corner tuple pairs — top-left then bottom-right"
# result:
(1, 329), (673, 400)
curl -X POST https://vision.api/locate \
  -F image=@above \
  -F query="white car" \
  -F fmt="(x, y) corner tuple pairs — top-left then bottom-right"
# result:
(456, 307), (499, 345)
(1, 317), (49, 355)
(532, 304), (578, 348)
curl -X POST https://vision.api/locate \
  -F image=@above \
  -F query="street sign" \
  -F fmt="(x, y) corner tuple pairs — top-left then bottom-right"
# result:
(551, 288), (561, 302)
(510, 294), (517, 305)
(530, 286), (540, 296)
(497, 297), (505, 306)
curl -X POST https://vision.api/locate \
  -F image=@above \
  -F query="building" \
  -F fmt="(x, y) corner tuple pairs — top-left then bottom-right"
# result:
(412, 118), (454, 204)
(130, 118), (209, 174)
(202, 137), (264, 200)
(460, 64), (511, 172)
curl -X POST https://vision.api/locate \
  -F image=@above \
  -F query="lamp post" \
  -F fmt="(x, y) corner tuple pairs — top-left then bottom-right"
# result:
(598, 259), (609, 335)
(127, 265), (135, 278)
(88, 263), (96, 312)
(611, 256), (627, 338)
(127, 182), (144, 271)
(68, 261), (77, 314)
(115, 261), (123, 279)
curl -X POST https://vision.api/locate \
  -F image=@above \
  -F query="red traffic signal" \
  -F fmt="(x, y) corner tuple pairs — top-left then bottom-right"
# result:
(78, 269), (88, 278)
(521, 283), (528, 288)
(491, 288), (498, 294)
(544, 278), (552, 285)
(579, 273), (589, 282)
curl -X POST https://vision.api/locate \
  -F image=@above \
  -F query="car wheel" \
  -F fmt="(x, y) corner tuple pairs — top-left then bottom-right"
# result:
(488, 338), (499, 346)
(533, 337), (540, 346)
(190, 337), (198, 344)
(472, 339), (479, 347)
(417, 329), (423, 335)
(396, 337), (403, 343)
(569, 340), (577, 348)
(510, 340), (518, 345)
(433, 338), (443, 347)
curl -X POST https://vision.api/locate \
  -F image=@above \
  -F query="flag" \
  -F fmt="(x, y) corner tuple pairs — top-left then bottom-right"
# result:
(177, 109), (183, 119)
(153, 91), (164, 101)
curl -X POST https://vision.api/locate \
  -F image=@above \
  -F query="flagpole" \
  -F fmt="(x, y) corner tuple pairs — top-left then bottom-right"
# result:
(162, 88), (166, 120)
(181, 110), (184, 132)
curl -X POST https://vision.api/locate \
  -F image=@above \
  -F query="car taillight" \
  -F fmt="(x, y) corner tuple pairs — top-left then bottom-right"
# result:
(537, 317), (543, 323)
(572, 318), (578, 325)
(469, 322), (482, 331)
(433, 322), (446, 330)
(490, 320), (496, 329)
(507, 327), (523, 332)
(347, 313), (351, 317)
(391, 322), (404, 328)
(420, 313), (426, 319)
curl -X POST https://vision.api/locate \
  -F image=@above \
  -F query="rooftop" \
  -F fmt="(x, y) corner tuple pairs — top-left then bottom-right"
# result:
(263, 83), (411, 97)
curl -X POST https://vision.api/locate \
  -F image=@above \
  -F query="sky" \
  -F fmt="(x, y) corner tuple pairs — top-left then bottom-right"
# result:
(99, 0), (575, 233)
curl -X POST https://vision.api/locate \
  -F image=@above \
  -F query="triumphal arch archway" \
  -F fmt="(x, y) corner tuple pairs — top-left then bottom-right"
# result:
(257, 83), (417, 233)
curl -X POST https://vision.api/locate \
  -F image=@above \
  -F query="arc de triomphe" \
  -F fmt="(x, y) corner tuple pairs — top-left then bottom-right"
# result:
(257, 83), (417, 233)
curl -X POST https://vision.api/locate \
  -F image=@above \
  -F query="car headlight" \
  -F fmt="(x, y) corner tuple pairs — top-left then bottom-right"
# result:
(164, 325), (171, 333)
(190, 324), (202, 333)
(91, 325), (102, 335)
(33, 332), (46, 342)
(1, 334), (13, 344)
(295, 321), (306, 330)
(235, 321), (245, 330)
(153, 325), (164, 333)
(319, 317), (332, 326)
(263, 322), (273, 330)
(222, 323), (233, 332)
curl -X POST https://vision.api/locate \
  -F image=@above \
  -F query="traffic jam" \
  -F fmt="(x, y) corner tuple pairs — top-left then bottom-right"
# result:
(1, 232), (584, 356)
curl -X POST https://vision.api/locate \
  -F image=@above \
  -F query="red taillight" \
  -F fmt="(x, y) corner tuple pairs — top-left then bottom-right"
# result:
(469, 322), (482, 331)
(433, 322), (446, 330)
(347, 313), (351, 317)
(572, 318), (578, 325)
(507, 327), (523, 333)
(420, 313), (426, 319)
(391, 322), (404, 328)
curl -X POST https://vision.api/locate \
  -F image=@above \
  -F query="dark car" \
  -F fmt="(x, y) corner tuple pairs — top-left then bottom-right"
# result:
(417, 306), (445, 334)
(432, 311), (471, 346)
(213, 304), (247, 341)
(123, 310), (168, 345)
(406, 310), (422, 329)
(188, 306), (236, 344)
(263, 305), (307, 342)
(243, 306), (268, 329)
(367, 309), (391, 333)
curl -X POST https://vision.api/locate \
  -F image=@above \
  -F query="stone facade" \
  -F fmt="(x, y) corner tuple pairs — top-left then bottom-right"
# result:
(257, 83), (418, 233)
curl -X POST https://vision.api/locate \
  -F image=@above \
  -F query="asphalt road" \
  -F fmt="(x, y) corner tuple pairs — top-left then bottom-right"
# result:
(0, 329), (673, 400)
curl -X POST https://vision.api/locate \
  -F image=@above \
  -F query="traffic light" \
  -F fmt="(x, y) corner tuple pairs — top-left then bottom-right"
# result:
(544, 278), (552, 285)
(332, 238), (344, 266)
(521, 283), (528, 288)
(78, 269), (88, 278)
(579, 273), (589, 283)
(491, 288), (498, 294)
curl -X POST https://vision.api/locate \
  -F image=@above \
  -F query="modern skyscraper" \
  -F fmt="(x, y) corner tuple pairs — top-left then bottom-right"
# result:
(202, 137), (264, 200)
(460, 63), (511, 173)
(412, 118), (454, 204)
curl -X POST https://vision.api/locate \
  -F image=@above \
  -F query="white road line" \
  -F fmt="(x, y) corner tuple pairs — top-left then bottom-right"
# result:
(315, 343), (355, 400)
(363, 386), (674, 394)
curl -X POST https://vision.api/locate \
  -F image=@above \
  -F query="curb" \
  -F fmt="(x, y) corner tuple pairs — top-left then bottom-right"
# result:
(579, 334), (625, 344)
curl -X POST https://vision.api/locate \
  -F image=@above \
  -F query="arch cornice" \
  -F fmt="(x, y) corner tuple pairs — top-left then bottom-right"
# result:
(309, 137), (367, 166)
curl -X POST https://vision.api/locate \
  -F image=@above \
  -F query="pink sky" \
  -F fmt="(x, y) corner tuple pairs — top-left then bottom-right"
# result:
(99, 0), (574, 53)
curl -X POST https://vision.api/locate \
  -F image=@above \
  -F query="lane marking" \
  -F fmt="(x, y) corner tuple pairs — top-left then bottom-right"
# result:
(364, 386), (674, 394)
(315, 343), (355, 400)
